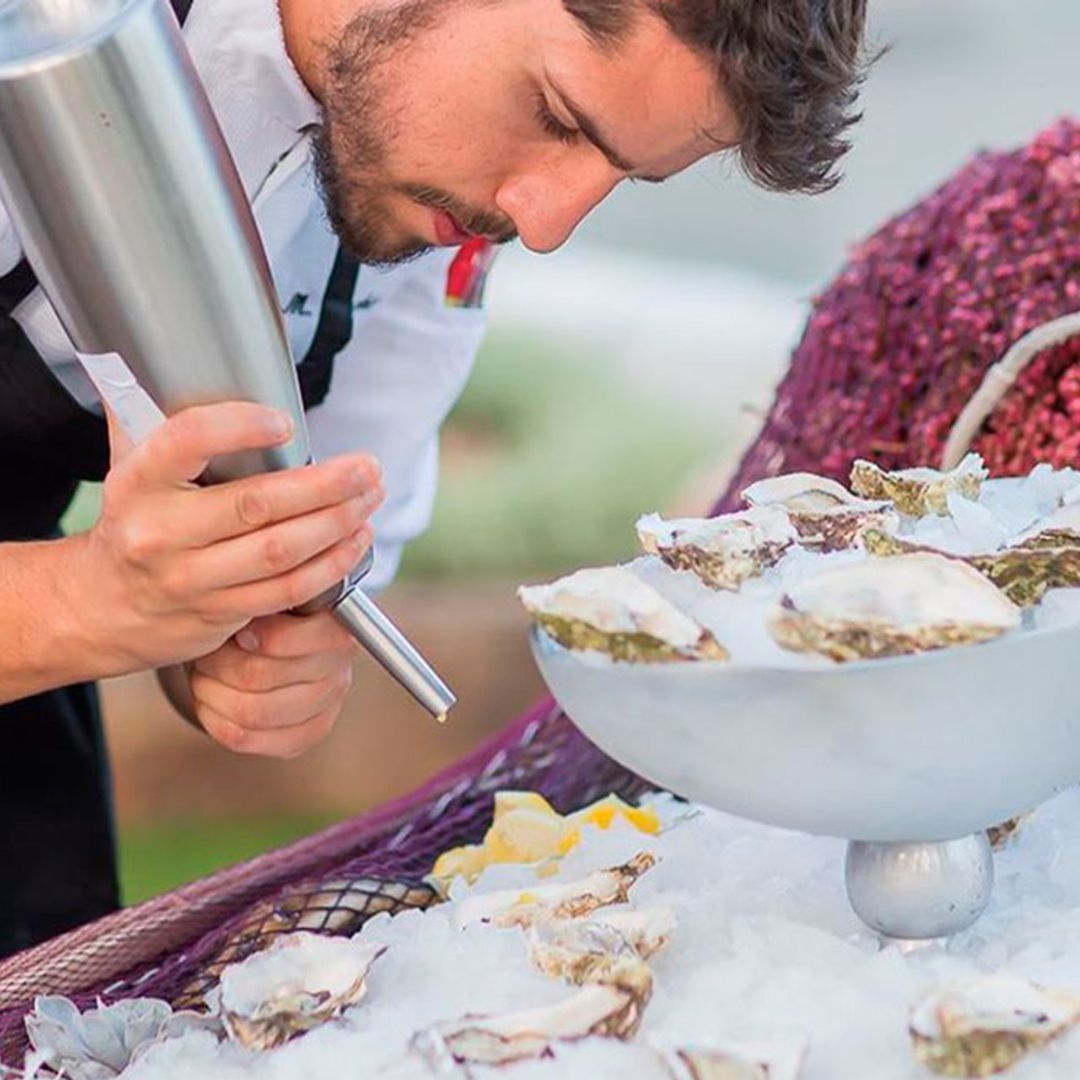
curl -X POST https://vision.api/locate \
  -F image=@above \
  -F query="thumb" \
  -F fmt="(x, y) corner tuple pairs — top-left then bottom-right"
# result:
(104, 401), (135, 469)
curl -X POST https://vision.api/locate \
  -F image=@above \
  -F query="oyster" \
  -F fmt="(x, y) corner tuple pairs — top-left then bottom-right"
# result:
(660, 1041), (806, 1080)
(862, 528), (1080, 607)
(635, 507), (797, 590)
(220, 932), (386, 1050)
(1013, 500), (1080, 550)
(519, 567), (727, 663)
(414, 970), (652, 1068)
(455, 853), (657, 929)
(850, 453), (988, 516)
(526, 906), (675, 985)
(741, 473), (898, 552)
(909, 975), (1080, 1076)
(769, 554), (1020, 662)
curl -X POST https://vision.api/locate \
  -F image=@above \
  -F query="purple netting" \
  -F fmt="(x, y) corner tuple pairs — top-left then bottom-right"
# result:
(0, 698), (649, 1065)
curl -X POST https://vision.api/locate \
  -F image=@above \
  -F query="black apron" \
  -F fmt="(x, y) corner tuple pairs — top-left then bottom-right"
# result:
(0, 5), (360, 952)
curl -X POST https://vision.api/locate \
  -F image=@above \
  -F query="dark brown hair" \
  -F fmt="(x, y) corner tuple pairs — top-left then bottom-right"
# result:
(564, 0), (874, 193)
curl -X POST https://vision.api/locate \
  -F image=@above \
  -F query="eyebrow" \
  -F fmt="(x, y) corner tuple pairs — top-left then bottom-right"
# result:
(549, 79), (669, 184)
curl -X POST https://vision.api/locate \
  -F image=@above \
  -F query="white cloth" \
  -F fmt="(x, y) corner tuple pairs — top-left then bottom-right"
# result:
(0, 0), (489, 592)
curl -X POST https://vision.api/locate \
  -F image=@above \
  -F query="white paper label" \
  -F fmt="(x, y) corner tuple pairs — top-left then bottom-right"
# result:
(75, 350), (165, 444)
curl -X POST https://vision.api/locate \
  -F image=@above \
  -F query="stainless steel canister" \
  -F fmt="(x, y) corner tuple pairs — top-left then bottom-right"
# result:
(0, 0), (455, 718)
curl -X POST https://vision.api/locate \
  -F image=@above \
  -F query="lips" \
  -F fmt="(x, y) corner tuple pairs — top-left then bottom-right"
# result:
(433, 209), (473, 246)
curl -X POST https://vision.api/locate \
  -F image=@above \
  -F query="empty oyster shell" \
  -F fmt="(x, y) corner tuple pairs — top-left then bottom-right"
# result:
(850, 453), (988, 516)
(909, 975), (1080, 1076)
(659, 1040), (807, 1080)
(769, 554), (1020, 662)
(526, 906), (675, 986)
(1013, 501), (1080, 550)
(455, 853), (657, 929)
(415, 970), (652, 1067)
(862, 528), (1080, 607)
(741, 473), (899, 552)
(635, 508), (797, 590)
(519, 567), (727, 662)
(220, 932), (386, 1050)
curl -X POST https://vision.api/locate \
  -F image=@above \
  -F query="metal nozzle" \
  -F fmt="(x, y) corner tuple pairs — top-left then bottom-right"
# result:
(332, 585), (455, 721)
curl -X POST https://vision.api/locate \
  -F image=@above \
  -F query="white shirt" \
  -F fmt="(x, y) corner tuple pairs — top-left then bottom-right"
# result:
(0, 0), (490, 592)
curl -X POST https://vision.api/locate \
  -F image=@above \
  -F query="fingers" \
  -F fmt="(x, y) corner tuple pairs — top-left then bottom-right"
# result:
(179, 493), (380, 591)
(192, 660), (350, 731)
(197, 702), (341, 759)
(194, 616), (356, 691)
(205, 526), (373, 620)
(177, 453), (383, 548)
(116, 402), (294, 490)
(236, 613), (357, 658)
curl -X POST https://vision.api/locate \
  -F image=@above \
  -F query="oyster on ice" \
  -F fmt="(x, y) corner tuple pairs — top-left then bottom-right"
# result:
(861, 528), (1080, 607)
(659, 1040), (806, 1080)
(220, 932), (386, 1050)
(413, 973), (651, 1068)
(635, 508), (797, 590)
(1013, 500), (1080, 550)
(525, 905), (675, 986)
(909, 974), (1080, 1077)
(769, 554), (1020, 662)
(741, 473), (899, 551)
(850, 453), (988, 516)
(519, 567), (727, 663)
(456, 853), (657, 929)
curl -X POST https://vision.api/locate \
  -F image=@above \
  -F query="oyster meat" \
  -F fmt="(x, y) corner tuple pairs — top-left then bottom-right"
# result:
(909, 974), (1080, 1077)
(769, 553), (1020, 662)
(455, 853), (657, 929)
(414, 971), (652, 1068)
(635, 507), (797, 590)
(659, 1040), (806, 1080)
(519, 567), (727, 662)
(220, 932), (386, 1050)
(850, 453), (988, 516)
(741, 473), (898, 552)
(525, 905), (675, 986)
(862, 528), (1080, 608)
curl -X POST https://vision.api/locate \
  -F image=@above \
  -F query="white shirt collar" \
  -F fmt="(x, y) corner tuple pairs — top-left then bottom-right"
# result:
(184, 0), (321, 197)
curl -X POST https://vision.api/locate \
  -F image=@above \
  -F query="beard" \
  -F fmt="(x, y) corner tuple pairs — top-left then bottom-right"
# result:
(311, 0), (517, 267)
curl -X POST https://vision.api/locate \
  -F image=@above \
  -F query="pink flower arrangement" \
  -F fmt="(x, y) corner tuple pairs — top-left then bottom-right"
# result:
(718, 118), (1080, 513)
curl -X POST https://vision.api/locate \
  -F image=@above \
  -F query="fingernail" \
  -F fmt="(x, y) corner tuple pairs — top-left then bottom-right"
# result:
(237, 628), (259, 651)
(267, 411), (293, 440)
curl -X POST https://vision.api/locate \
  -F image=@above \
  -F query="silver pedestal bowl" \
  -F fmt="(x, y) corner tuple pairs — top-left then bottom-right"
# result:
(530, 621), (1080, 938)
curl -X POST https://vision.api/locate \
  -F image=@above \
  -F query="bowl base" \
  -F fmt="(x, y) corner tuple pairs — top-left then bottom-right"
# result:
(844, 834), (994, 939)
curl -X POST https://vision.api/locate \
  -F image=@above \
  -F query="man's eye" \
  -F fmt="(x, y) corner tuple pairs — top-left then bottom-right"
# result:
(534, 94), (579, 146)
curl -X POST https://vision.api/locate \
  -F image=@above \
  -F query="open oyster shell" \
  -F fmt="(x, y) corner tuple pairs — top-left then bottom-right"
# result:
(519, 567), (727, 663)
(525, 906), (675, 986)
(659, 1040), (807, 1080)
(414, 974), (651, 1068)
(220, 932), (386, 1050)
(850, 453), (988, 516)
(1013, 501), (1080, 550)
(635, 508), (797, 590)
(769, 554), (1020, 662)
(741, 473), (899, 552)
(909, 975), (1080, 1077)
(456, 853), (657, 929)
(862, 528), (1080, 607)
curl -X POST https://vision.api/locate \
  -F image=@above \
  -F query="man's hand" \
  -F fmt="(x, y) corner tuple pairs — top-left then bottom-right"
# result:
(68, 401), (383, 677)
(185, 612), (359, 758)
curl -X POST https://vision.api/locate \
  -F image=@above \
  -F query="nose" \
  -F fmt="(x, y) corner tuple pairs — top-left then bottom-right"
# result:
(495, 164), (620, 253)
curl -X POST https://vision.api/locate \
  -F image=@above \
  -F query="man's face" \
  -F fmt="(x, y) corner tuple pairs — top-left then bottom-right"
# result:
(312, 0), (734, 265)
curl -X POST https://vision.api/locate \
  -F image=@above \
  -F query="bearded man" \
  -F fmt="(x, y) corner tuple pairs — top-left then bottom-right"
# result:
(0, 0), (871, 955)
